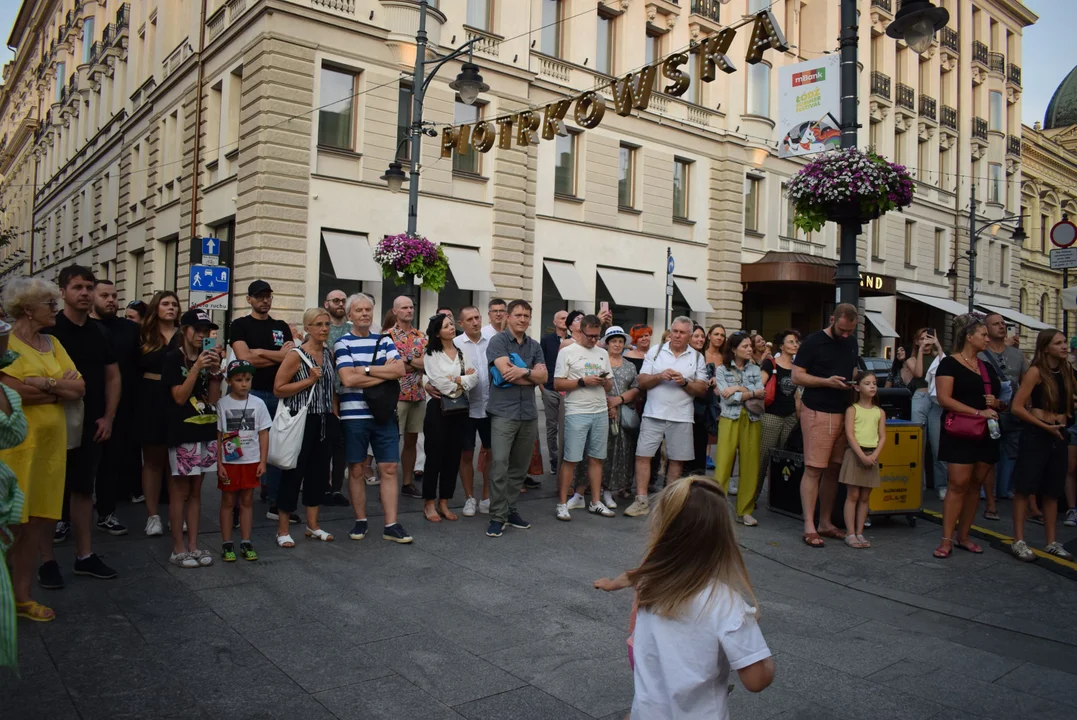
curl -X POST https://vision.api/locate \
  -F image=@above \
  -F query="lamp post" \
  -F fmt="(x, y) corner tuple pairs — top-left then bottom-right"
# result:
(945, 183), (1027, 312)
(833, 0), (861, 308)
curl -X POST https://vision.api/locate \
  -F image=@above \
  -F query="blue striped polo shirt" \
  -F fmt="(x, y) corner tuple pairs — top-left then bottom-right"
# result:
(334, 332), (400, 421)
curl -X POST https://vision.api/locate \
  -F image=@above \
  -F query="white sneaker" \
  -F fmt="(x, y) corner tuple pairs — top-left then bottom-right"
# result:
(188, 548), (213, 566)
(602, 490), (617, 509)
(1044, 542), (1074, 560)
(589, 501), (615, 518)
(729, 480), (739, 495)
(556, 503), (572, 521)
(1010, 539), (1035, 562)
(566, 493), (586, 510)
(169, 551), (198, 568)
(937, 487), (948, 501)
(1064, 509), (1077, 527)
(479, 498), (490, 514)
(463, 497), (477, 517)
(145, 515), (163, 537)
(624, 496), (650, 517)
(365, 474), (381, 486)
(739, 514), (758, 527)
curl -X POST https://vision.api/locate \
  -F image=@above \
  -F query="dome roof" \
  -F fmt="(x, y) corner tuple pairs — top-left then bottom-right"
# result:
(1045, 64), (1077, 130)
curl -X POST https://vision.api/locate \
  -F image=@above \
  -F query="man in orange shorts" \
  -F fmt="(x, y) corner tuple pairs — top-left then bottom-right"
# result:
(792, 304), (860, 548)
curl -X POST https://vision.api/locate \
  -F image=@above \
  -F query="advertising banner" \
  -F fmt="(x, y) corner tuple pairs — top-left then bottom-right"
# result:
(778, 56), (841, 159)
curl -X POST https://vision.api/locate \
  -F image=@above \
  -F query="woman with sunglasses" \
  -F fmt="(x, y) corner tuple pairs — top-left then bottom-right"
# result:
(125, 300), (147, 323)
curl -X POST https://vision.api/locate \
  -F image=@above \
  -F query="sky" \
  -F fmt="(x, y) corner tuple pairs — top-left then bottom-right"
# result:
(0, 0), (1073, 126)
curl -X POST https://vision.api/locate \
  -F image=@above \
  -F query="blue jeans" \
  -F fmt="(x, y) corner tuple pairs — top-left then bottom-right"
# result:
(253, 389), (282, 502)
(912, 391), (947, 489)
(994, 449), (1016, 498)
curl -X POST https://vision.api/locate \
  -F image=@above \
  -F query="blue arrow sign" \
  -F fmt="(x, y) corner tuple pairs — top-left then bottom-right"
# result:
(667, 255), (675, 275)
(202, 237), (220, 256)
(189, 265), (230, 293)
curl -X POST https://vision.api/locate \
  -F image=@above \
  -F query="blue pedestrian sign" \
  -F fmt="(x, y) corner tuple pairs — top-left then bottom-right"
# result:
(201, 237), (221, 256)
(667, 255), (675, 275)
(190, 265), (230, 293)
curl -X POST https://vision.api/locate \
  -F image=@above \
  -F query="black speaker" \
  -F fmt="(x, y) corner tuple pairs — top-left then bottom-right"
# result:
(767, 450), (805, 519)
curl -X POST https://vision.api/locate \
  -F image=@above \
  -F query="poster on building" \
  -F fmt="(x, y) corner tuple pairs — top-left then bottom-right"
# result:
(778, 56), (841, 159)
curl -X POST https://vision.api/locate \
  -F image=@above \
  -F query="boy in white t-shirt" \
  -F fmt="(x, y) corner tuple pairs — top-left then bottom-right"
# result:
(216, 360), (272, 562)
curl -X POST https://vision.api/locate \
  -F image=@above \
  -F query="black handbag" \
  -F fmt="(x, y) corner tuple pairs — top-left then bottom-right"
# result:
(440, 353), (470, 416)
(364, 335), (400, 425)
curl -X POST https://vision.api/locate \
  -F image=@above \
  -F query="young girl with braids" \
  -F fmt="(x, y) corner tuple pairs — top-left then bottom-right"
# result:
(595, 476), (775, 719)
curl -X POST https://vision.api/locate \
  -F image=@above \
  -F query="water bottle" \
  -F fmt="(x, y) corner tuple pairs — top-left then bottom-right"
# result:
(987, 417), (1001, 440)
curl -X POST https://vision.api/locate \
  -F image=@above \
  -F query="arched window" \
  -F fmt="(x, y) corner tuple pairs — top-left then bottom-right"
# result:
(1041, 293), (1049, 323)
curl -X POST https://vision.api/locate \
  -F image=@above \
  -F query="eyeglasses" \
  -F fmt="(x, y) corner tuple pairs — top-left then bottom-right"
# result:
(327, 298), (346, 305)
(583, 332), (600, 340)
(309, 321), (331, 328)
(41, 300), (58, 310)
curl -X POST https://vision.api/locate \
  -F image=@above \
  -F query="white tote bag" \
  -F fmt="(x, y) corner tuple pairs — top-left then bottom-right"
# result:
(268, 349), (317, 471)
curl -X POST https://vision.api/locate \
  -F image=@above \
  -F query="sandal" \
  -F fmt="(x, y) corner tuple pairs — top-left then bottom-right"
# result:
(857, 534), (871, 548)
(276, 533), (296, 548)
(438, 506), (459, 521)
(933, 542), (952, 559)
(953, 538), (983, 554)
(818, 527), (846, 540)
(844, 535), (864, 549)
(1029, 514), (1045, 525)
(983, 510), (1001, 521)
(305, 527), (334, 542)
(15, 600), (55, 623)
(424, 510), (442, 523)
(803, 532), (825, 548)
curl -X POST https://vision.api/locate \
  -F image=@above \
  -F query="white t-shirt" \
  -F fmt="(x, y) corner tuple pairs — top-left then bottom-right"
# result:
(555, 342), (612, 415)
(216, 392), (272, 464)
(641, 343), (706, 423)
(631, 584), (771, 720)
(926, 353), (945, 398)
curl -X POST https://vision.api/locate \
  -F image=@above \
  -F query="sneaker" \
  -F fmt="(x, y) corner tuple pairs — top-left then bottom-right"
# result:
(188, 549), (213, 567)
(1044, 542), (1075, 560)
(739, 514), (758, 527)
(1030, 515), (1045, 526)
(130, 494), (145, 503)
(1010, 539), (1036, 562)
(550, 461), (558, 475)
(53, 521), (70, 545)
(169, 551), (199, 569)
(222, 543), (237, 562)
(602, 490), (617, 509)
(96, 514), (129, 536)
(349, 520), (368, 540)
(729, 480), (739, 495)
(145, 515), (164, 537)
(266, 506), (280, 521)
(73, 553), (118, 579)
(479, 498), (491, 514)
(383, 523), (413, 544)
(566, 493), (586, 510)
(463, 497), (477, 517)
(507, 512), (531, 529)
(624, 496), (650, 517)
(401, 484), (423, 499)
(524, 477), (542, 490)
(556, 503), (572, 522)
(365, 475), (381, 486)
(239, 542), (258, 561)
(486, 520), (504, 537)
(1065, 509), (1077, 527)
(937, 487), (948, 501)
(37, 560), (64, 590)
(330, 492), (350, 507)
(589, 501), (616, 518)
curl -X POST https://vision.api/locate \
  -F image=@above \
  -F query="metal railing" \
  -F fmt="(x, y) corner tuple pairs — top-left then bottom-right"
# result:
(972, 117), (988, 141)
(941, 105), (958, 130)
(116, 3), (130, 29)
(311, 0), (355, 13)
(870, 0), (892, 11)
(919, 95), (936, 120)
(1007, 135), (1021, 157)
(972, 40), (988, 65)
(1007, 63), (1021, 87)
(88, 41), (101, 65)
(941, 27), (958, 53)
(988, 52), (1005, 74)
(102, 22), (116, 47)
(870, 71), (891, 100)
(690, 0), (720, 23)
(896, 82), (915, 110)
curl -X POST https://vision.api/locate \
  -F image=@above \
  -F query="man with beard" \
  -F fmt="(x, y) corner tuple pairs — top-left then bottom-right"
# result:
(323, 289), (352, 506)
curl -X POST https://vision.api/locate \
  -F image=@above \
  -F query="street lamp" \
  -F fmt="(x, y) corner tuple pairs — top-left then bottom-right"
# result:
(886, 0), (950, 55)
(947, 186), (1028, 312)
(380, 161), (408, 194)
(449, 62), (489, 106)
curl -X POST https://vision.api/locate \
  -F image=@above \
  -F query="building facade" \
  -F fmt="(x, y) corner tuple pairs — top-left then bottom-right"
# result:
(0, 0), (1039, 345)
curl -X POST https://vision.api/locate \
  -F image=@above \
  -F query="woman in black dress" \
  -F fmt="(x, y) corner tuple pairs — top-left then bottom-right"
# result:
(933, 314), (1001, 559)
(137, 291), (180, 537)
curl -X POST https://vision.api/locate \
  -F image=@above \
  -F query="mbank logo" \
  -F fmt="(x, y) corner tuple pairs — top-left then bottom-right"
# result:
(792, 68), (826, 87)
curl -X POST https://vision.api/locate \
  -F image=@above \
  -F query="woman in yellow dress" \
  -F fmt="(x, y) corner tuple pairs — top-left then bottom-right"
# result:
(1, 277), (85, 623)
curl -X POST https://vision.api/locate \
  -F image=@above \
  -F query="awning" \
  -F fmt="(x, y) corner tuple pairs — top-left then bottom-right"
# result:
(321, 230), (382, 282)
(977, 303), (1050, 331)
(597, 266), (664, 309)
(673, 276), (714, 313)
(865, 311), (900, 338)
(543, 260), (591, 302)
(442, 245), (496, 292)
(898, 291), (969, 317)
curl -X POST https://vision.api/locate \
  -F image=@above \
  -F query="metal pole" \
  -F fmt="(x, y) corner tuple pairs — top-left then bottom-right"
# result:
(1065, 269), (1069, 337)
(835, 0), (861, 308)
(665, 247), (671, 331)
(968, 182), (976, 313)
(400, 0), (429, 302)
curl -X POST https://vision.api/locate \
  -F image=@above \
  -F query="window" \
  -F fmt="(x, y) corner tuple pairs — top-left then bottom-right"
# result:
(674, 159), (691, 220)
(918, 142), (929, 182)
(783, 183), (796, 237)
(397, 83), (412, 160)
(596, 13), (614, 76)
(744, 176), (760, 231)
(645, 31), (661, 67)
(541, 0), (562, 57)
(748, 0), (768, 11)
(466, 0), (491, 30)
(1041, 214), (1049, 253)
(989, 90), (1003, 132)
(618, 144), (635, 208)
(1001, 245), (1010, 284)
(988, 163), (1002, 204)
(746, 63), (770, 117)
(1040, 293), (1049, 323)
(163, 237), (178, 291)
(554, 132), (576, 196)
(686, 50), (701, 104)
(934, 228), (945, 271)
(82, 18), (95, 64)
(54, 62), (65, 103)
(904, 221), (915, 265)
(453, 100), (481, 174)
(318, 66), (357, 150)
(871, 219), (882, 258)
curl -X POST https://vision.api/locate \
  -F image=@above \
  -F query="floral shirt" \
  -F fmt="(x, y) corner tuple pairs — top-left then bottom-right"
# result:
(389, 325), (427, 403)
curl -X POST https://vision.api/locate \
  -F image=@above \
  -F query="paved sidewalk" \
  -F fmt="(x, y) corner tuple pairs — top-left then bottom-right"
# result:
(5, 473), (1077, 720)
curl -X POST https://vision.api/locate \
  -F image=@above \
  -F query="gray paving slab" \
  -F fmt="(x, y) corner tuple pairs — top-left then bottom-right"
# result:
(454, 685), (594, 720)
(314, 674), (465, 720)
(994, 662), (1077, 706)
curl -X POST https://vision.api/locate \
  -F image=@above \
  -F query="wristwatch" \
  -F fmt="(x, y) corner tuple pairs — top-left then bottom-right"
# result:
(364, 366), (371, 375)
(525, 368), (532, 378)
(46, 378), (57, 392)
(577, 377), (586, 388)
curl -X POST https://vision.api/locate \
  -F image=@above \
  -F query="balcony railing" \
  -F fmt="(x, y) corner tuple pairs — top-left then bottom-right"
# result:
(896, 82), (915, 110)
(870, 0), (892, 11)
(116, 3), (130, 29)
(1007, 63), (1021, 87)
(870, 71), (891, 100)
(68, 71), (78, 95)
(1007, 135), (1021, 157)
(690, 0), (720, 23)
(88, 41), (101, 65)
(941, 105), (958, 130)
(102, 22), (116, 47)
(972, 40), (988, 65)
(972, 117), (988, 141)
(919, 95), (936, 120)
(988, 52), (1005, 74)
(941, 27), (958, 53)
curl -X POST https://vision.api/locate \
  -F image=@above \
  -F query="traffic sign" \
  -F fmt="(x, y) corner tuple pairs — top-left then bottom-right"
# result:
(1051, 220), (1077, 249)
(667, 254), (675, 275)
(1049, 247), (1077, 270)
(666, 277), (674, 297)
(189, 265), (231, 293)
(202, 237), (221, 256)
(190, 291), (228, 311)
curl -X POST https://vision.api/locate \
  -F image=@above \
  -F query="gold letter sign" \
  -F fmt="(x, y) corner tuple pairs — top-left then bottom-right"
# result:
(700, 28), (737, 80)
(662, 54), (690, 97)
(613, 64), (658, 116)
(573, 91), (606, 129)
(745, 10), (789, 64)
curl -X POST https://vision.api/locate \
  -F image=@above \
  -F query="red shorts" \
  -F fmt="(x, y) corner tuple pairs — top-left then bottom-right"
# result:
(218, 462), (260, 492)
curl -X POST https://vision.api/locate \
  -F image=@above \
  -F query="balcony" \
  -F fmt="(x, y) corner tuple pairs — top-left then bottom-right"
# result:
(1007, 62), (1021, 88)
(465, 27), (501, 58)
(1007, 135), (1021, 157)
(940, 105), (958, 131)
(940, 27), (958, 53)
(870, 71), (891, 101)
(162, 40), (193, 78)
(972, 40), (988, 66)
(919, 95), (936, 121)
(116, 3), (130, 30)
(972, 117), (987, 140)
(988, 52), (1005, 75)
(690, 0), (720, 26)
(870, 0), (892, 11)
(896, 82), (915, 111)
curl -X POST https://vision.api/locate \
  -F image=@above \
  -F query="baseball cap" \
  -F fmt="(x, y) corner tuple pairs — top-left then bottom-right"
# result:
(179, 308), (220, 329)
(603, 325), (628, 342)
(247, 280), (272, 296)
(226, 359), (255, 379)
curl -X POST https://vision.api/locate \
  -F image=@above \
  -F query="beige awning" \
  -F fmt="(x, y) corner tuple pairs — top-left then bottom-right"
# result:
(976, 303), (1050, 331)
(597, 266), (664, 309)
(898, 291), (969, 317)
(443, 245), (496, 291)
(865, 311), (900, 338)
(543, 260), (591, 302)
(321, 230), (382, 281)
(673, 276), (714, 313)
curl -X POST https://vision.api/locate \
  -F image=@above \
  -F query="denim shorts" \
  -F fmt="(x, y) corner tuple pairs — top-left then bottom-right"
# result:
(343, 418), (400, 465)
(562, 412), (609, 462)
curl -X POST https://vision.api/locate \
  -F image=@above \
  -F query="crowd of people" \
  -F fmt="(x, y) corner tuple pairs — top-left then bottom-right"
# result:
(2, 264), (1076, 629)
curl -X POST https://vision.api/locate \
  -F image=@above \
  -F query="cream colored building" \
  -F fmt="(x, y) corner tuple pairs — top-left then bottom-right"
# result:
(0, 0), (1041, 343)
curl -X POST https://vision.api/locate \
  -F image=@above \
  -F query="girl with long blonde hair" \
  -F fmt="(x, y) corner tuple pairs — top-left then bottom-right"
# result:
(595, 477), (775, 719)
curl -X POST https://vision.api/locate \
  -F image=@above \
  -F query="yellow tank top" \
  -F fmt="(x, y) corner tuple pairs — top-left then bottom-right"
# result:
(852, 404), (882, 448)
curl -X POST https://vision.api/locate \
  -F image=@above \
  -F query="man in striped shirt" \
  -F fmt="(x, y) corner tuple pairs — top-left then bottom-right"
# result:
(334, 294), (412, 544)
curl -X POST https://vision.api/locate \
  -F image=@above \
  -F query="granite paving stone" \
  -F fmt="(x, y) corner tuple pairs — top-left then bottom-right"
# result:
(313, 674), (466, 720)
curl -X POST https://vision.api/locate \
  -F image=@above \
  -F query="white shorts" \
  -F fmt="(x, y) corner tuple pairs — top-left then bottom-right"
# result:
(169, 441), (219, 477)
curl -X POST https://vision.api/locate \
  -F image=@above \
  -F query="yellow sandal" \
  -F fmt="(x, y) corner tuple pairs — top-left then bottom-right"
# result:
(16, 600), (56, 623)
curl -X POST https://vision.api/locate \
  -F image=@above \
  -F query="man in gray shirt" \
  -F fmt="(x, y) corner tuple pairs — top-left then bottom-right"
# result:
(979, 312), (1028, 512)
(484, 299), (548, 538)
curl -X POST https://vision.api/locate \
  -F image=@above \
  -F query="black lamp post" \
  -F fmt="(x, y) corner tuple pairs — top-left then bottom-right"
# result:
(946, 188), (1028, 312)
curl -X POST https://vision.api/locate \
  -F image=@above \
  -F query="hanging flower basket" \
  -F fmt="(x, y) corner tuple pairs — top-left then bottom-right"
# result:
(373, 233), (449, 293)
(786, 148), (914, 234)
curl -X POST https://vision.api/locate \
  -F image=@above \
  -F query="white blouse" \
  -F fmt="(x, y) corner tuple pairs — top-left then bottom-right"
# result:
(424, 348), (479, 399)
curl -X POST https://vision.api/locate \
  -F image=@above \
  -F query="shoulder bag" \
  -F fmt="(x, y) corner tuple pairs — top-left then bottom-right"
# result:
(614, 366), (640, 431)
(268, 349), (316, 470)
(763, 363), (778, 407)
(363, 335), (401, 425)
(440, 352), (470, 416)
(943, 359), (992, 440)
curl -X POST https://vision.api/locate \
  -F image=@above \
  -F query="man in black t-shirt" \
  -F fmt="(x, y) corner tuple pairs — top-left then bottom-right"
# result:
(39, 265), (120, 590)
(792, 303), (860, 548)
(229, 280), (294, 519)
